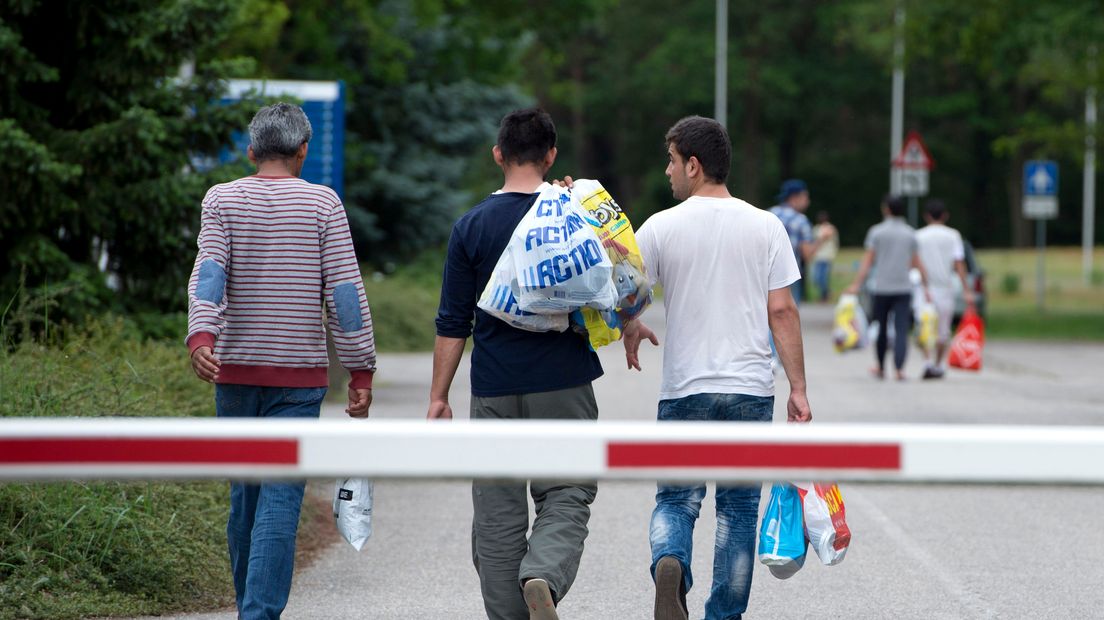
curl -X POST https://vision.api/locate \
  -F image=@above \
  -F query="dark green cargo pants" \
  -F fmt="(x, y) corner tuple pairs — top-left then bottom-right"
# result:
(470, 383), (599, 620)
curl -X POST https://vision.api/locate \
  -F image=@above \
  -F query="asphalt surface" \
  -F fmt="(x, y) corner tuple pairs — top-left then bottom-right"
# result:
(131, 303), (1104, 619)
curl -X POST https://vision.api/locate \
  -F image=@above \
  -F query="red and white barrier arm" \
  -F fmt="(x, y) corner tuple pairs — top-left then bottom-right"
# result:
(1, 419), (1102, 484)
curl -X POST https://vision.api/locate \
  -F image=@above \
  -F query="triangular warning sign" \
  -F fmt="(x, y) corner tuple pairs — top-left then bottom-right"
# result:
(892, 131), (934, 170)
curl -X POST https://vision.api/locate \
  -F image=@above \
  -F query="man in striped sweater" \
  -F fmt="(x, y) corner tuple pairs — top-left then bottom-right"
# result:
(186, 102), (376, 620)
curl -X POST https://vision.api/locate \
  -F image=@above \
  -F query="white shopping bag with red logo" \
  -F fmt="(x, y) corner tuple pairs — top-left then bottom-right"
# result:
(948, 308), (984, 371)
(795, 482), (851, 566)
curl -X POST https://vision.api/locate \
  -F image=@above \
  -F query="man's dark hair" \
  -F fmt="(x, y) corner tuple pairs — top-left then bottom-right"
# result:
(925, 199), (947, 220)
(883, 194), (906, 217)
(816, 210), (830, 224)
(497, 108), (556, 166)
(664, 116), (731, 184)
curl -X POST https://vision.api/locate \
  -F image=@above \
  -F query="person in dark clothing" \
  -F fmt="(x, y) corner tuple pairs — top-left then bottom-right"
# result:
(427, 108), (601, 620)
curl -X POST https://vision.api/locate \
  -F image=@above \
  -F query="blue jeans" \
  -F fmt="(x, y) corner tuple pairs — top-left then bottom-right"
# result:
(812, 260), (832, 302)
(649, 393), (774, 620)
(216, 384), (326, 620)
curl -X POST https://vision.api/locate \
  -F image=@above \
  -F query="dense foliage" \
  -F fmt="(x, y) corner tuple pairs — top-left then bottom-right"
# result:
(0, 0), (258, 330)
(2, 0), (1101, 324)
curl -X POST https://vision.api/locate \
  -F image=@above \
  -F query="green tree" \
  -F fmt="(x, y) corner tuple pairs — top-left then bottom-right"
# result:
(907, 0), (1103, 246)
(228, 0), (532, 265)
(0, 0), (257, 330)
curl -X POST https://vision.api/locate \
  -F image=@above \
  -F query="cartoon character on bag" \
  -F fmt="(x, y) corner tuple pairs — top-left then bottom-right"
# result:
(606, 238), (652, 321)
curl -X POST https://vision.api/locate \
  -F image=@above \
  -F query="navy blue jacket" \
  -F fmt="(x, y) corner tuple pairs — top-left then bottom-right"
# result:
(435, 191), (604, 397)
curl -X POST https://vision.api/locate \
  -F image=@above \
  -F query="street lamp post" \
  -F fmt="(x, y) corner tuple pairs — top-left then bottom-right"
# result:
(715, 0), (728, 129)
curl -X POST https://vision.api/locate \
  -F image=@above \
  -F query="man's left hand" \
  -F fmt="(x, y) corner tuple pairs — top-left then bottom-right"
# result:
(623, 320), (659, 371)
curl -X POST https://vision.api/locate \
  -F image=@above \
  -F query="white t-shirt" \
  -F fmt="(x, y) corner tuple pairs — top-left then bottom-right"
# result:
(636, 196), (801, 400)
(916, 224), (965, 291)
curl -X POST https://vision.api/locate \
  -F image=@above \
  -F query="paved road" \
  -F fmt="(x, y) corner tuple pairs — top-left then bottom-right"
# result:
(137, 303), (1104, 619)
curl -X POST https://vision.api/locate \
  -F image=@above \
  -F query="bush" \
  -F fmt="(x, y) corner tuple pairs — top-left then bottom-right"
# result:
(1000, 272), (1022, 295)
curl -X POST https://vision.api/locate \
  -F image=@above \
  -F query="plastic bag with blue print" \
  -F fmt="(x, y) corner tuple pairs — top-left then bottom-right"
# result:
(511, 183), (617, 314)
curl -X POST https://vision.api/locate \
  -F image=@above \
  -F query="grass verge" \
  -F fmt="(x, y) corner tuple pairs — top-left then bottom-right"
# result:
(985, 310), (1104, 341)
(360, 248), (445, 353)
(0, 319), (329, 619)
(827, 246), (1104, 340)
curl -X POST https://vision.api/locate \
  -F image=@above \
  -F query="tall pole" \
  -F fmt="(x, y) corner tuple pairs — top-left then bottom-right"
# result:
(715, 0), (728, 128)
(1037, 219), (1047, 311)
(890, 2), (906, 195)
(1084, 47), (1098, 286)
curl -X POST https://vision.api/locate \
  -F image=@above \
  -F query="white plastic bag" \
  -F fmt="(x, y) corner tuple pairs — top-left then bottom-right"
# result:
(795, 482), (850, 566)
(512, 184), (617, 314)
(333, 477), (374, 551)
(477, 236), (570, 332)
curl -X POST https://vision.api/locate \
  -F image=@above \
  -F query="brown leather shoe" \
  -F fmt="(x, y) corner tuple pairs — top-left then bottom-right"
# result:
(654, 556), (688, 620)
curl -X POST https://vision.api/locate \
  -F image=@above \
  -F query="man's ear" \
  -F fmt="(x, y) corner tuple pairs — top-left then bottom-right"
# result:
(544, 146), (558, 170)
(297, 142), (309, 162)
(686, 155), (702, 179)
(247, 145), (257, 166)
(492, 145), (505, 167)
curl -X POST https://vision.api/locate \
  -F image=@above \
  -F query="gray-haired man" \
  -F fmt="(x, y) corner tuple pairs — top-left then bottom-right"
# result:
(186, 102), (376, 619)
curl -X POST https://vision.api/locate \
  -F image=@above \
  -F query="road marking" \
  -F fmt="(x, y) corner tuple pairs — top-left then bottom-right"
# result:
(846, 487), (997, 619)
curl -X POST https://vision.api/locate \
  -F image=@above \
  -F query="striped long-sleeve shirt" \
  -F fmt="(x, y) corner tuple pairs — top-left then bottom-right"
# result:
(186, 175), (376, 389)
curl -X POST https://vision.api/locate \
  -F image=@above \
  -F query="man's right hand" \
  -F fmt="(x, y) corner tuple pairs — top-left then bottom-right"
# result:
(190, 346), (220, 383)
(787, 390), (812, 423)
(427, 399), (453, 420)
(347, 388), (372, 418)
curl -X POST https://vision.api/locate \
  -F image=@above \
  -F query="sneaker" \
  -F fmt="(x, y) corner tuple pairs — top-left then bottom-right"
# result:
(654, 556), (688, 620)
(922, 366), (945, 380)
(523, 579), (558, 620)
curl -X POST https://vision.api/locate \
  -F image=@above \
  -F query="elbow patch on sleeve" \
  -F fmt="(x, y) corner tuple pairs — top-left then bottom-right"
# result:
(195, 260), (226, 303)
(334, 283), (364, 332)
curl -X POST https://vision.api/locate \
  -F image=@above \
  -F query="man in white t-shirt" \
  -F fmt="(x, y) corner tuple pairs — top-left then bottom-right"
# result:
(621, 116), (813, 620)
(916, 199), (975, 378)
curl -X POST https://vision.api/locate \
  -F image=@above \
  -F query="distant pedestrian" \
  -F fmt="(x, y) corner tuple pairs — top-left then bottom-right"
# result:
(845, 194), (930, 381)
(769, 179), (828, 304)
(811, 210), (839, 302)
(428, 108), (601, 620)
(916, 199), (975, 378)
(623, 116), (813, 620)
(186, 102), (376, 619)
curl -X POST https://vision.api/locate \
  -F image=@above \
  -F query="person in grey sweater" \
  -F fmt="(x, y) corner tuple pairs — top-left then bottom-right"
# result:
(845, 195), (930, 380)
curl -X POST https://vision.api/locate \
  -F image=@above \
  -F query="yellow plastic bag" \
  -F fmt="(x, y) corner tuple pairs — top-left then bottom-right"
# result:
(571, 179), (652, 349)
(832, 294), (868, 353)
(914, 303), (938, 353)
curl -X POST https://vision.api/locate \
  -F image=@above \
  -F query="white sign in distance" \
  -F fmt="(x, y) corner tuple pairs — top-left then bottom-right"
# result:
(1023, 196), (1058, 219)
(893, 167), (929, 197)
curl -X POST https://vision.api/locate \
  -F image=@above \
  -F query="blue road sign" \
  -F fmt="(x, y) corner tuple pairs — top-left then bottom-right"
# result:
(220, 80), (346, 199)
(1024, 160), (1058, 197)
